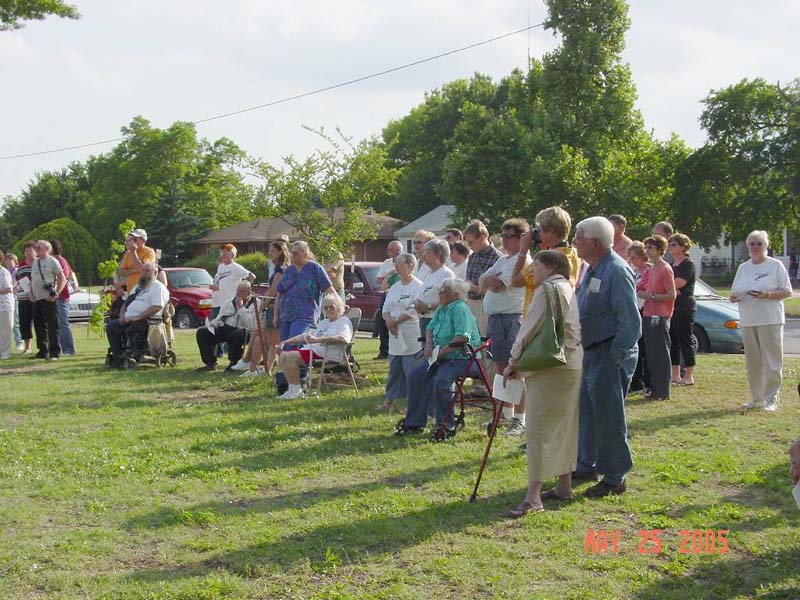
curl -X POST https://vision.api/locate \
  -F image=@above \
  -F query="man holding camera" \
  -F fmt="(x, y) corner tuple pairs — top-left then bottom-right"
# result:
(106, 262), (170, 368)
(30, 240), (67, 361)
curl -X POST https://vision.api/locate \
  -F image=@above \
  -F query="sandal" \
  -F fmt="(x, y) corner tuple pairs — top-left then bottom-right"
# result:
(506, 501), (544, 518)
(540, 488), (574, 502)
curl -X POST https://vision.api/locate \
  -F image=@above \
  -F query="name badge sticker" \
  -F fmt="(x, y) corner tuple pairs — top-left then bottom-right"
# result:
(589, 277), (602, 293)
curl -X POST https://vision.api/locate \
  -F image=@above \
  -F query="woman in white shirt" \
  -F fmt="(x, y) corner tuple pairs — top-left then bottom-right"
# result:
(276, 294), (353, 400)
(379, 253), (426, 411)
(730, 230), (793, 411)
(413, 239), (454, 337)
(0, 250), (14, 359)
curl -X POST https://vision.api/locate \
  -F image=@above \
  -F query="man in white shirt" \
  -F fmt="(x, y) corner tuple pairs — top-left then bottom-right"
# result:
(106, 262), (170, 367)
(480, 218), (531, 435)
(210, 244), (255, 318)
(197, 281), (256, 371)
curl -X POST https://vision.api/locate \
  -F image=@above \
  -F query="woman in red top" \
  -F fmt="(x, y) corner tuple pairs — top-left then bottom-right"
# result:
(637, 236), (676, 401)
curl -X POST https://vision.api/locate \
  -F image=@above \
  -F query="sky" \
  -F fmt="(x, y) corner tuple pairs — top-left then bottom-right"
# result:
(1, 0), (798, 201)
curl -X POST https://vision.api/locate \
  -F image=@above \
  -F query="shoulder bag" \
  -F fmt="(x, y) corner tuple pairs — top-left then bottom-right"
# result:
(517, 281), (566, 371)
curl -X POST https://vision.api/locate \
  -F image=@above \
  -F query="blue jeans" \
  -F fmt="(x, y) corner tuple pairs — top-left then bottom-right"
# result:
(279, 318), (315, 349)
(404, 359), (481, 429)
(385, 352), (426, 401)
(56, 297), (75, 355)
(576, 344), (637, 486)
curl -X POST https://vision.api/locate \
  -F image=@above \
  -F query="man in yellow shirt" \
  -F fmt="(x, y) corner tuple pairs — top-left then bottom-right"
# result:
(119, 228), (156, 293)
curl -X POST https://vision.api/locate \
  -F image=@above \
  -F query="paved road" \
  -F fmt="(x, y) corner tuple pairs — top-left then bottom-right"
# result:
(785, 318), (800, 356)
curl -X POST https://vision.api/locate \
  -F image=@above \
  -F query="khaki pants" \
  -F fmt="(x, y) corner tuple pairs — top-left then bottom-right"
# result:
(0, 307), (13, 358)
(741, 324), (784, 405)
(466, 297), (496, 388)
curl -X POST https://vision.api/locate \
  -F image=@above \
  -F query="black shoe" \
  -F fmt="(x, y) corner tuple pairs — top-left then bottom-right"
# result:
(585, 480), (627, 497)
(224, 363), (237, 372)
(374, 353), (389, 360)
(34, 352), (48, 359)
(572, 469), (599, 482)
(202, 363), (217, 371)
(394, 426), (424, 437)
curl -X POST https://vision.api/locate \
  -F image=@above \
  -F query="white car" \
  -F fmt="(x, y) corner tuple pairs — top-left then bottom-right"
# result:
(68, 289), (101, 322)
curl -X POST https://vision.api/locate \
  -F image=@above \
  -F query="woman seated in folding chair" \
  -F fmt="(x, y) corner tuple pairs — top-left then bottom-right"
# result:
(394, 278), (482, 440)
(275, 294), (353, 400)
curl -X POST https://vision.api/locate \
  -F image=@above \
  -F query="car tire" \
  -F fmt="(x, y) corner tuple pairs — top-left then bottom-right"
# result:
(693, 325), (711, 354)
(174, 307), (197, 330)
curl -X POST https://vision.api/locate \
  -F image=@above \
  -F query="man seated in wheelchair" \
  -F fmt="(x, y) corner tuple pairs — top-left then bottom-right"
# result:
(196, 280), (256, 371)
(106, 262), (170, 368)
(395, 278), (482, 439)
(276, 293), (353, 400)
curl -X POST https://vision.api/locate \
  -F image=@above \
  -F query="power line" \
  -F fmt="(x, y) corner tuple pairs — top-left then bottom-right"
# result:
(0, 23), (544, 161)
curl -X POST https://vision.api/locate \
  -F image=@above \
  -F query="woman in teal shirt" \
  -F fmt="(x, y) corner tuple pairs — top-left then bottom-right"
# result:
(395, 278), (482, 439)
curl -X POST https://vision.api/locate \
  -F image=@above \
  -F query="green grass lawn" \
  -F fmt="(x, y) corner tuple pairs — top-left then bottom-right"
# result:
(2, 327), (799, 599)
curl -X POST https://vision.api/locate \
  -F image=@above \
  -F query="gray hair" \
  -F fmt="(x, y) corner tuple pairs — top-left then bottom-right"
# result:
(440, 277), (469, 299)
(388, 240), (403, 251)
(746, 230), (769, 247)
(290, 240), (310, 254)
(576, 217), (614, 249)
(236, 280), (252, 292)
(394, 252), (417, 271)
(423, 238), (450, 262)
(321, 293), (346, 315)
(36, 239), (52, 252)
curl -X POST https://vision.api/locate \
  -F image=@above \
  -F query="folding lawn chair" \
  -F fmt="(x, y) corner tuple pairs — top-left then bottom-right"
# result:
(307, 307), (362, 396)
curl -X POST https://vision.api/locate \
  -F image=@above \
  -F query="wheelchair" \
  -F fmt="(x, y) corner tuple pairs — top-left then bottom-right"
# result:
(395, 338), (495, 443)
(105, 304), (177, 370)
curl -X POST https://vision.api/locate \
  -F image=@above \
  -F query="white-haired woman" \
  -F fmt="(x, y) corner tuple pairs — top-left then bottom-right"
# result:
(413, 238), (454, 337)
(395, 278), (482, 439)
(379, 252), (426, 412)
(276, 294), (353, 400)
(730, 230), (793, 411)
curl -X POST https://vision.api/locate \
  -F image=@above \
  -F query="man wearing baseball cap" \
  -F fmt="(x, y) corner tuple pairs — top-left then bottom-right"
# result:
(119, 229), (156, 293)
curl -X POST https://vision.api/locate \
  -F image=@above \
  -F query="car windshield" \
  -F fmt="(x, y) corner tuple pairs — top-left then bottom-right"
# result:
(344, 265), (380, 290)
(695, 279), (724, 299)
(168, 270), (213, 288)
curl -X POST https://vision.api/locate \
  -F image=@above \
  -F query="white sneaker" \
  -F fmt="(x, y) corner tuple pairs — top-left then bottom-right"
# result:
(741, 400), (767, 410)
(277, 388), (305, 400)
(16, 343), (24, 351)
(230, 360), (251, 371)
(240, 366), (265, 378)
(762, 402), (779, 412)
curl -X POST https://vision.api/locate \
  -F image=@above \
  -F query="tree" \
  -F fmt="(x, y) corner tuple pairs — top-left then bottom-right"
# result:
(253, 128), (398, 261)
(11, 217), (101, 283)
(673, 78), (800, 247)
(0, 0), (79, 30)
(81, 116), (255, 259)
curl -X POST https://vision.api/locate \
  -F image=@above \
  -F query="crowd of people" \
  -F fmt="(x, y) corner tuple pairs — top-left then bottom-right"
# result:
(1, 215), (797, 512)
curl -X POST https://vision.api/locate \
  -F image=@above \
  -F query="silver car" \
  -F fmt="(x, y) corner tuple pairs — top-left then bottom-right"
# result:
(68, 289), (101, 321)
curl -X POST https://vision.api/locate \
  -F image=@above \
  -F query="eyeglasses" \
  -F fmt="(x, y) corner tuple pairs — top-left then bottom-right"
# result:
(748, 242), (764, 246)
(413, 240), (424, 245)
(501, 233), (520, 239)
(323, 305), (337, 310)
(668, 242), (680, 247)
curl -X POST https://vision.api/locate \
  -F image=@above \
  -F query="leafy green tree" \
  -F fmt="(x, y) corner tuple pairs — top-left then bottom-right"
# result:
(673, 78), (800, 247)
(0, 0), (79, 30)
(253, 128), (398, 261)
(11, 217), (101, 283)
(377, 75), (498, 221)
(81, 116), (255, 259)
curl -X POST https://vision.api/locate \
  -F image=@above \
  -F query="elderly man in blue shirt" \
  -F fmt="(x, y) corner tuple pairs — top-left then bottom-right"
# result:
(572, 216), (641, 497)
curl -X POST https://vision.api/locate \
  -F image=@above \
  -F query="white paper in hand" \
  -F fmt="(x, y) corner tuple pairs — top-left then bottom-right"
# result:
(492, 374), (524, 406)
(427, 345), (441, 370)
(204, 317), (215, 335)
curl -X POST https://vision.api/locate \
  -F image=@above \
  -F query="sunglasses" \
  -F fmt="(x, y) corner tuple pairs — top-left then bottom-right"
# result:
(748, 242), (764, 246)
(501, 233), (520, 239)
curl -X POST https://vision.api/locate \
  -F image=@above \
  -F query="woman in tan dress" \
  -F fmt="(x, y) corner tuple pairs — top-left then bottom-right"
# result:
(504, 250), (583, 516)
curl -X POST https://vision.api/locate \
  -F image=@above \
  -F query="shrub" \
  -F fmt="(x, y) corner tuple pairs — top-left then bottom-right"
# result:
(183, 254), (218, 273)
(11, 218), (102, 284)
(236, 252), (268, 282)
